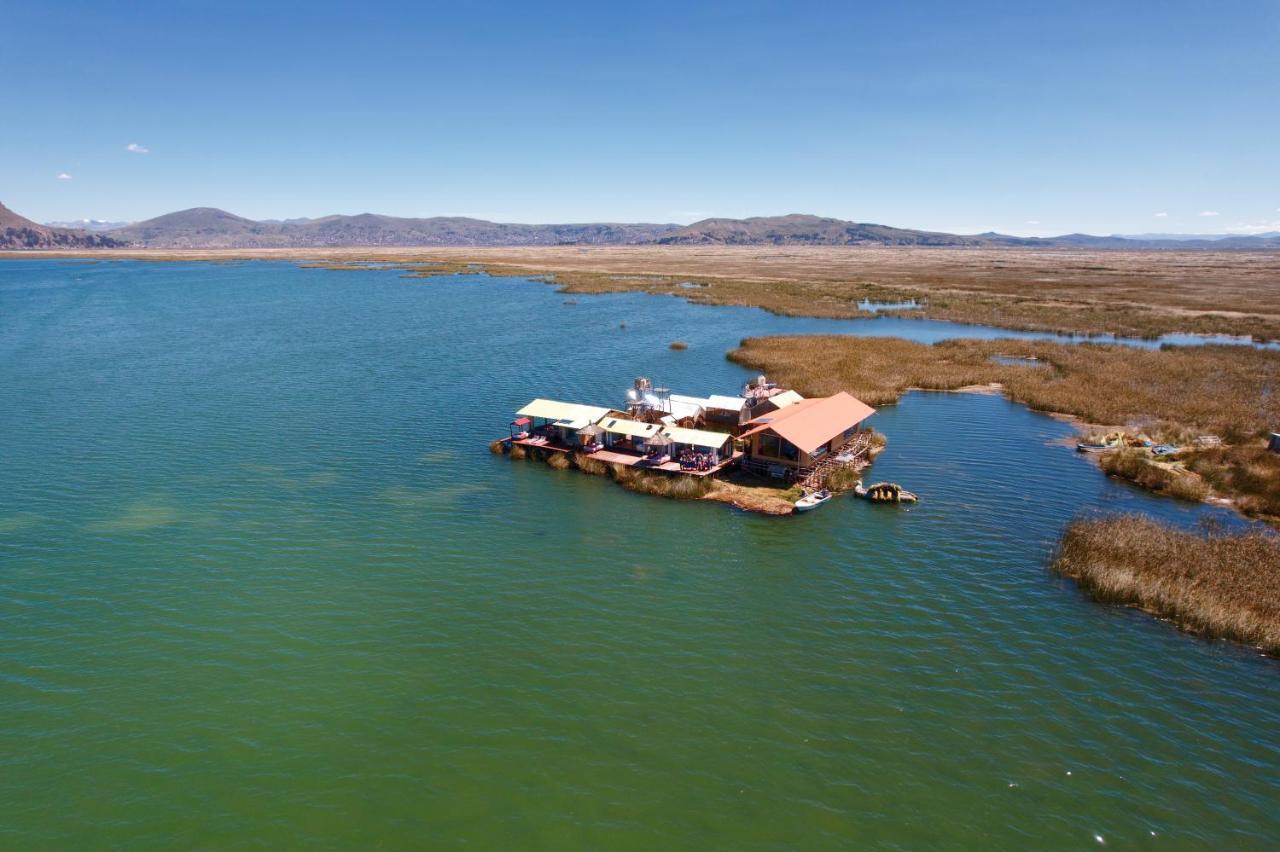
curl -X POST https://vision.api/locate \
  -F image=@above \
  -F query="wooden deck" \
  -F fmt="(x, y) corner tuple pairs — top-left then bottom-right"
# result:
(503, 437), (742, 477)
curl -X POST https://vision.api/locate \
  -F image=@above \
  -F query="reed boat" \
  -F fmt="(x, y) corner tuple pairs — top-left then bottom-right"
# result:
(854, 481), (918, 503)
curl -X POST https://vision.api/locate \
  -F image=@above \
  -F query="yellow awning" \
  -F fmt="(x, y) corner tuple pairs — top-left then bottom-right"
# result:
(770, 390), (805, 409)
(598, 417), (661, 438)
(663, 426), (733, 449)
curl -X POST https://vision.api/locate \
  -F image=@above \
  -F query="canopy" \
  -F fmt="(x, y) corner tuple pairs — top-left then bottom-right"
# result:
(598, 417), (661, 438)
(769, 389), (805, 409)
(663, 425), (733, 450)
(577, 423), (603, 437)
(706, 394), (748, 413)
(517, 398), (611, 424)
(511, 417), (531, 426)
(643, 392), (705, 421)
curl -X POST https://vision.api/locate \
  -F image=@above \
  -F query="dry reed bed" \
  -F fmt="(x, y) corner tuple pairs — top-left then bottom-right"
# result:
(17, 246), (1280, 341)
(1052, 515), (1280, 655)
(382, 246), (1280, 341)
(728, 336), (1280, 518)
(396, 258), (1280, 342)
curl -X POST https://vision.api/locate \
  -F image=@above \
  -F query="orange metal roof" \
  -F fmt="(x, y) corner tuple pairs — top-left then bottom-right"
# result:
(740, 391), (875, 453)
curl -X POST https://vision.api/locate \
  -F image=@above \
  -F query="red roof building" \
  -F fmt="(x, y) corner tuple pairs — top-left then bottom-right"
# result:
(739, 391), (875, 472)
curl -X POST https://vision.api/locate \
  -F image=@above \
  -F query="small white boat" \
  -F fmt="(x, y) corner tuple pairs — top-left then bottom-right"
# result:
(794, 489), (832, 512)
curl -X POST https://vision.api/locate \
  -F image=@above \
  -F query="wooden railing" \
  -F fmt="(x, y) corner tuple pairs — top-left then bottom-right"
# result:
(800, 432), (873, 490)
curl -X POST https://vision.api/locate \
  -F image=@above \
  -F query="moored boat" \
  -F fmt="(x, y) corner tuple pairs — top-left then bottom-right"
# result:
(854, 480), (919, 503)
(794, 489), (832, 512)
(1076, 441), (1115, 453)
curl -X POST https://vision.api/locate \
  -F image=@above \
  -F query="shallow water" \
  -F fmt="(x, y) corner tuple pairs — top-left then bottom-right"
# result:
(1, 260), (1276, 847)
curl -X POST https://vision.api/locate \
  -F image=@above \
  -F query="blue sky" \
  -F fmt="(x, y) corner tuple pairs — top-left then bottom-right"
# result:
(3, 1), (1278, 235)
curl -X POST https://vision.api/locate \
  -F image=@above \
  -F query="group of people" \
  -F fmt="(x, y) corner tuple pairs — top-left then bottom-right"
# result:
(679, 449), (717, 471)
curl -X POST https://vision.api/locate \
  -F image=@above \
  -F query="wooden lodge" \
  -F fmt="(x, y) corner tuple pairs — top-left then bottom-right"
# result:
(738, 392), (877, 485)
(501, 377), (876, 486)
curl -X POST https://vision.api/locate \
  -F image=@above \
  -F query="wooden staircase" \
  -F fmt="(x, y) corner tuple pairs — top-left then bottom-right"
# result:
(799, 432), (872, 490)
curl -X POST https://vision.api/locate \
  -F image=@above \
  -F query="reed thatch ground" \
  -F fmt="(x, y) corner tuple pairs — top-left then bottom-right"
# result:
(1053, 515), (1280, 656)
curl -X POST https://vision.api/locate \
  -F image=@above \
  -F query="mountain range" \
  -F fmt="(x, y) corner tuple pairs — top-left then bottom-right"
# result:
(0, 202), (122, 249)
(44, 218), (132, 232)
(103, 208), (681, 249)
(5, 202), (1280, 250)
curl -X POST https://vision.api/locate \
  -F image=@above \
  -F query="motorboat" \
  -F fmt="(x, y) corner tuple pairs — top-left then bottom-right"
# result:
(794, 489), (832, 512)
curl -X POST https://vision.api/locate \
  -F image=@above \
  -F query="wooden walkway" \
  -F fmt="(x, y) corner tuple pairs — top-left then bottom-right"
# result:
(503, 438), (741, 477)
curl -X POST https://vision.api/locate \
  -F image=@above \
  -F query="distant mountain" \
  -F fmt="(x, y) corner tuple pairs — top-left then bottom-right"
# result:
(9, 201), (1280, 250)
(0, 202), (122, 249)
(110, 207), (286, 247)
(656, 214), (1042, 247)
(1116, 231), (1280, 241)
(44, 218), (132, 231)
(110, 208), (682, 248)
(658, 215), (1280, 249)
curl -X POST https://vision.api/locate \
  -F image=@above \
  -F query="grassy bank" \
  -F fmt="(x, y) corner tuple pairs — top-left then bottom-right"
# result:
(1052, 515), (1280, 656)
(728, 335), (1280, 519)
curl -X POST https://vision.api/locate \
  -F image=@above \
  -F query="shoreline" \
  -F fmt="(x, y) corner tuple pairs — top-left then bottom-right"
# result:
(5, 245), (1280, 342)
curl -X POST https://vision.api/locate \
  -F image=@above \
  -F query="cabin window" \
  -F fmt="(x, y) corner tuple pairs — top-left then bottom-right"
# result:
(757, 433), (799, 461)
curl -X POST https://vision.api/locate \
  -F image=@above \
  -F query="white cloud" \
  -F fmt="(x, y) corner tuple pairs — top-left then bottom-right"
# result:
(1199, 210), (1219, 217)
(1026, 219), (1041, 225)
(1153, 211), (1168, 218)
(1223, 220), (1280, 235)
(126, 143), (149, 154)
(56, 172), (72, 180)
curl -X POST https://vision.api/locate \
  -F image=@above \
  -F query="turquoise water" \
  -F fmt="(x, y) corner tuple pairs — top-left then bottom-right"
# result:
(2, 260), (1276, 848)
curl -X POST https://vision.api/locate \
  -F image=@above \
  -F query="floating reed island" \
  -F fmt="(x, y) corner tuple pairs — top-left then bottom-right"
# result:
(1053, 514), (1280, 656)
(491, 375), (891, 514)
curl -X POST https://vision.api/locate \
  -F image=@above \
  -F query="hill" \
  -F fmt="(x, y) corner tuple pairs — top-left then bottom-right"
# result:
(110, 207), (288, 248)
(655, 214), (1042, 247)
(110, 209), (681, 248)
(0, 202), (122, 249)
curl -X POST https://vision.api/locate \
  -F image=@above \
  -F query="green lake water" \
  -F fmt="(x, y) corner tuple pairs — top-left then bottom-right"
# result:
(1, 260), (1276, 848)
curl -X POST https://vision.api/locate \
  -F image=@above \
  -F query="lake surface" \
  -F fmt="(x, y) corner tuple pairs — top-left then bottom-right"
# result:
(2, 260), (1276, 847)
